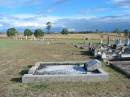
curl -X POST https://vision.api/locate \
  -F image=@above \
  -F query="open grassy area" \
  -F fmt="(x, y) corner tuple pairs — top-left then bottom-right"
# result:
(0, 39), (129, 97)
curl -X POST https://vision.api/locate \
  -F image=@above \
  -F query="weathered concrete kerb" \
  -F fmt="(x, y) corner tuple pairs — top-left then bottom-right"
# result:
(109, 61), (130, 78)
(22, 61), (109, 83)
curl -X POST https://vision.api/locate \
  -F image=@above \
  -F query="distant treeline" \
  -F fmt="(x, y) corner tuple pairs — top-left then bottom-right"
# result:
(0, 30), (128, 34)
(0, 28), (129, 34)
(67, 31), (104, 34)
(0, 21), (129, 39)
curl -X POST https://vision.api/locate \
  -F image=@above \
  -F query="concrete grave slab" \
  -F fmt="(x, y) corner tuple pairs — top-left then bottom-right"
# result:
(22, 61), (108, 83)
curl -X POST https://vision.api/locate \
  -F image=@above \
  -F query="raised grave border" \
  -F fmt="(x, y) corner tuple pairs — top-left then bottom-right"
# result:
(109, 61), (130, 77)
(22, 61), (108, 83)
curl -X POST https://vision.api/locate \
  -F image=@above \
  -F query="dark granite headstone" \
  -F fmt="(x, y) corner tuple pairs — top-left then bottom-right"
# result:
(84, 60), (101, 72)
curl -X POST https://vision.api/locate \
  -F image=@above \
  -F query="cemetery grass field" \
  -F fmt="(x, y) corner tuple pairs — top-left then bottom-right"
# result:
(0, 39), (129, 97)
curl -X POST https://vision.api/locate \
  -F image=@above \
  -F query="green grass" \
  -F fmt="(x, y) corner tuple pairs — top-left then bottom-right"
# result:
(0, 39), (129, 97)
(0, 40), (19, 48)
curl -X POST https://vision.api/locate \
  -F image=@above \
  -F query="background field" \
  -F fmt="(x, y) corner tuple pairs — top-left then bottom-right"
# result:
(0, 39), (129, 97)
(0, 33), (125, 40)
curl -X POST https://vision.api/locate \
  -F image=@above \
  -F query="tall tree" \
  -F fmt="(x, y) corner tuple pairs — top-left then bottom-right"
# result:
(46, 22), (51, 34)
(96, 29), (99, 33)
(113, 28), (120, 39)
(61, 28), (69, 35)
(124, 29), (129, 38)
(113, 28), (120, 34)
(128, 31), (130, 39)
(7, 28), (17, 37)
(24, 29), (33, 39)
(34, 29), (44, 38)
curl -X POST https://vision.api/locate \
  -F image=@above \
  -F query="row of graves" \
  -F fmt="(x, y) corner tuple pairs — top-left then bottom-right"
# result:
(95, 38), (130, 78)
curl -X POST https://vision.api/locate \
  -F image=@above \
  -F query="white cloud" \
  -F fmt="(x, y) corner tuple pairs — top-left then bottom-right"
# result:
(12, 14), (37, 19)
(0, 13), (130, 31)
(54, 0), (66, 3)
(54, 14), (130, 31)
(0, 24), (3, 27)
(111, 0), (130, 7)
(68, 28), (76, 31)
(0, 14), (62, 28)
(80, 8), (108, 15)
(0, 0), (43, 8)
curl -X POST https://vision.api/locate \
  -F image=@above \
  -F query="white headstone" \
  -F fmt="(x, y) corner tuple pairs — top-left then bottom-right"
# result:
(114, 39), (122, 46)
(124, 39), (130, 46)
(102, 53), (107, 59)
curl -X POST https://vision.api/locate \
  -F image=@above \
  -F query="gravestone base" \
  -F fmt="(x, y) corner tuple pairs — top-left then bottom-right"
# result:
(22, 61), (108, 83)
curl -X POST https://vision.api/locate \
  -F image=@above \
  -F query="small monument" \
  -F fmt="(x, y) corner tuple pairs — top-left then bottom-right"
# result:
(84, 60), (101, 72)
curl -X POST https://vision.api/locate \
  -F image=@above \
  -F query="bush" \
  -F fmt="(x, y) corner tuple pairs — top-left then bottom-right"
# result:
(61, 28), (69, 35)
(34, 29), (44, 37)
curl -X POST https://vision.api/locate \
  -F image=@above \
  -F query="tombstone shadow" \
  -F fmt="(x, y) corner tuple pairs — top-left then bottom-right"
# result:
(11, 78), (22, 83)
(109, 64), (130, 79)
(10, 65), (33, 83)
(80, 51), (91, 56)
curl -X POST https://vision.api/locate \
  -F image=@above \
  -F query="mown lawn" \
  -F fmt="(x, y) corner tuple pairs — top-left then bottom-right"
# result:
(0, 39), (129, 97)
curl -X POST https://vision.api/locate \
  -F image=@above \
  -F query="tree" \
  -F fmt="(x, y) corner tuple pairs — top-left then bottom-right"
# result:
(113, 28), (121, 39)
(24, 29), (33, 39)
(96, 29), (99, 33)
(34, 29), (44, 38)
(7, 28), (17, 37)
(128, 31), (130, 39)
(61, 28), (69, 35)
(113, 28), (120, 34)
(46, 22), (51, 34)
(124, 29), (129, 38)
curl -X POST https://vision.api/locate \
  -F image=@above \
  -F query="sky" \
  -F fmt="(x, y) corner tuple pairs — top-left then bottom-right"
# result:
(0, 0), (130, 32)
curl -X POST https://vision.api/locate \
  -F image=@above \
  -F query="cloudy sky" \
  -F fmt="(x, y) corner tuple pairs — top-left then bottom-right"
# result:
(0, 0), (130, 32)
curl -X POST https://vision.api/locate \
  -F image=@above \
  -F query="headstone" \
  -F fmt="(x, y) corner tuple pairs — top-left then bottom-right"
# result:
(100, 39), (103, 44)
(25, 36), (27, 40)
(102, 52), (107, 59)
(124, 39), (130, 46)
(114, 39), (122, 47)
(94, 50), (98, 57)
(84, 60), (101, 72)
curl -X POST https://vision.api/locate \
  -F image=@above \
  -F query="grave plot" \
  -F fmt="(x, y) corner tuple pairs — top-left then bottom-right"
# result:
(22, 60), (108, 83)
(109, 61), (130, 77)
(96, 39), (130, 62)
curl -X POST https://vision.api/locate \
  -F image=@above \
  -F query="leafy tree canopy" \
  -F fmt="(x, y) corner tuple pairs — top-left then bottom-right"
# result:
(61, 28), (69, 35)
(124, 29), (129, 38)
(34, 29), (44, 37)
(46, 22), (51, 34)
(24, 29), (32, 36)
(113, 28), (120, 34)
(7, 28), (17, 37)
